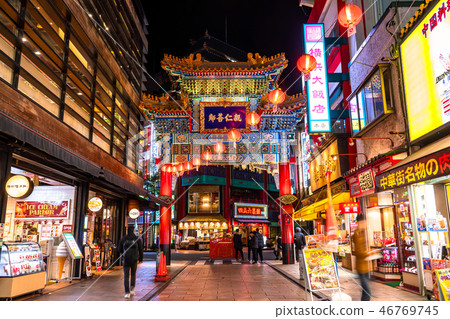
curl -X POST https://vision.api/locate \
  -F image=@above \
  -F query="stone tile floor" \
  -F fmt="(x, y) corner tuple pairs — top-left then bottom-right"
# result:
(152, 262), (308, 301)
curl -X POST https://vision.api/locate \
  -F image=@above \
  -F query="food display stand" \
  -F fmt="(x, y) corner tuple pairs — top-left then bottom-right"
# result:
(209, 236), (234, 259)
(0, 242), (46, 299)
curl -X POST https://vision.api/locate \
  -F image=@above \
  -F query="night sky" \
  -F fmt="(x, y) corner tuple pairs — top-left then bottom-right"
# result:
(143, 0), (311, 95)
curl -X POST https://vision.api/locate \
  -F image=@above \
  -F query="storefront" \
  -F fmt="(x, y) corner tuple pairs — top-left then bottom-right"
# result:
(376, 140), (450, 294)
(343, 152), (407, 278)
(178, 214), (228, 250)
(232, 202), (269, 246)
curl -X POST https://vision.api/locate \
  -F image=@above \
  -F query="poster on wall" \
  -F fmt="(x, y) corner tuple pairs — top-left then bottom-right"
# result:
(84, 246), (92, 277)
(15, 200), (69, 219)
(400, 0), (450, 142)
(427, 215), (448, 231)
(417, 217), (427, 231)
(436, 268), (450, 301)
(303, 248), (339, 291)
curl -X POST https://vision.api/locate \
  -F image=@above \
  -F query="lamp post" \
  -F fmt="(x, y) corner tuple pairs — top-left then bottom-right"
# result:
(331, 153), (368, 162)
(348, 137), (394, 148)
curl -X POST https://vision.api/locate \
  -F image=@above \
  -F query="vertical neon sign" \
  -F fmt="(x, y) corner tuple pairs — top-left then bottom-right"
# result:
(304, 24), (331, 133)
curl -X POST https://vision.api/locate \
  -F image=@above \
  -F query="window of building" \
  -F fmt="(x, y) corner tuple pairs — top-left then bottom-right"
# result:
(188, 186), (220, 214)
(349, 64), (393, 134)
(63, 110), (89, 138)
(18, 73), (59, 116)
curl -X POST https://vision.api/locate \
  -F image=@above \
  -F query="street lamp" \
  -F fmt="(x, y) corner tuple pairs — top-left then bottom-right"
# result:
(348, 137), (394, 148)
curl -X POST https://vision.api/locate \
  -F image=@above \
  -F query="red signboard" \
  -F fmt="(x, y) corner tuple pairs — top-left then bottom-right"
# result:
(339, 202), (360, 214)
(209, 236), (235, 259)
(15, 200), (69, 219)
(234, 203), (268, 219)
(62, 225), (73, 233)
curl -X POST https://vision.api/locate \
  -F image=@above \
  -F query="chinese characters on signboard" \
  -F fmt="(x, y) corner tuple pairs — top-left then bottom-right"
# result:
(339, 202), (360, 214)
(309, 140), (341, 192)
(376, 148), (450, 191)
(304, 24), (331, 133)
(234, 203), (268, 219)
(200, 102), (249, 133)
(401, 0), (450, 142)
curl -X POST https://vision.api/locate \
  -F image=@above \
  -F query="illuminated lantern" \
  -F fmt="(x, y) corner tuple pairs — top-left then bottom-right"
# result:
(246, 112), (260, 126)
(221, 222), (228, 229)
(184, 222), (189, 229)
(227, 129), (241, 142)
(202, 150), (212, 161)
(178, 222), (184, 230)
(209, 222), (215, 229)
(177, 163), (184, 173)
(203, 222), (209, 229)
(166, 165), (173, 173)
(213, 141), (225, 154)
(268, 88), (285, 105)
(193, 157), (202, 167)
(338, 4), (362, 28)
(184, 161), (193, 171)
(195, 222), (201, 229)
(297, 54), (317, 73)
(161, 164), (171, 172)
(189, 222), (195, 229)
(215, 222), (220, 229)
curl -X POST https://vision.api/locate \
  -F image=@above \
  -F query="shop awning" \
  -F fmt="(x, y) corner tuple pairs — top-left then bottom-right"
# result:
(179, 214), (228, 223)
(293, 192), (351, 221)
(235, 219), (270, 224)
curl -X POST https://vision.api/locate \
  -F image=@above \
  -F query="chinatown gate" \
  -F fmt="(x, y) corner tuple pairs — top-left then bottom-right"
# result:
(140, 52), (307, 265)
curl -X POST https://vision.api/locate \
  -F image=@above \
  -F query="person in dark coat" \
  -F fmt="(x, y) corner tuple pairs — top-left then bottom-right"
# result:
(255, 228), (264, 263)
(247, 232), (254, 262)
(118, 225), (143, 299)
(250, 231), (259, 264)
(294, 227), (306, 280)
(233, 229), (244, 261)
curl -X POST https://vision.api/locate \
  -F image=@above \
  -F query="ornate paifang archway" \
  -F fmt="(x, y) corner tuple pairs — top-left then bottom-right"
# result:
(140, 52), (307, 264)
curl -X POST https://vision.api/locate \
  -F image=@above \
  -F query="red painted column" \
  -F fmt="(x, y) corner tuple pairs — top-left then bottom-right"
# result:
(278, 162), (295, 264)
(223, 166), (231, 227)
(177, 177), (185, 220)
(160, 170), (172, 265)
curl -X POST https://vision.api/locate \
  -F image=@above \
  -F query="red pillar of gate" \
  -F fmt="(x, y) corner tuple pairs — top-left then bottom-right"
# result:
(223, 165), (231, 228)
(278, 162), (295, 264)
(160, 170), (172, 265)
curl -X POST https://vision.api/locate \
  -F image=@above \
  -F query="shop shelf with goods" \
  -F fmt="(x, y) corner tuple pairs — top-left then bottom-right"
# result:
(0, 242), (46, 299)
(370, 231), (401, 281)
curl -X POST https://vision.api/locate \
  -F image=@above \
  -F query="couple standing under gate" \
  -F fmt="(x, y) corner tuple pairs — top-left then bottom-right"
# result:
(233, 228), (264, 263)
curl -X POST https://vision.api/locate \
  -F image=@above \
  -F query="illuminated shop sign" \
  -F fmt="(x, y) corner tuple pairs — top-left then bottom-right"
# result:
(339, 202), (360, 214)
(347, 168), (375, 197)
(200, 102), (249, 133)
(309, 140), (340, 192)
(5, 175), (34, 199)
(304, 24), (331, 133)
(15, 200), (69, 219)
(376, 148), (450, 191)
(234, 203), (268, 219)
(400, 0), (450, 142)
(88, 197), (103, 212)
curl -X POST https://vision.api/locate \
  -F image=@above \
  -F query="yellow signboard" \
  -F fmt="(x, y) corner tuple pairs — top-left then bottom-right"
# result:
(309, 140), (340, 192)
(303, 248), (339, 291)
(401, 0), (450, 142)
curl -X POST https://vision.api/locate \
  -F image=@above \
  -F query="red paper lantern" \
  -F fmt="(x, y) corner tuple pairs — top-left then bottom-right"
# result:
(268, 88), (285, 105)
(202, 150), (212, 161)
(193, 157), (202, 166)
(338, 4), (362, 28)
(227, 129), (241, 142)
(297, 54), (317, 73)
(177, 163), (184, 173)
(161, 164), (171, 172)
(213, 141), (225, 154)
(246, 112), (260, 126)
(184, 161), (193, 170)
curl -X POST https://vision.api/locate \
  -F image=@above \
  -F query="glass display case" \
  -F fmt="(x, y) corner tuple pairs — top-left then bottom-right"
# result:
(0, 242), (46, 299)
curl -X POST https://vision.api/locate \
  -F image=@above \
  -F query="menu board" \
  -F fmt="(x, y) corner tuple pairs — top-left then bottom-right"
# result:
(62, 232), (83, 259)
(303, 248), (339, 291)
(0, 223), (4, 244)
(435, 268), (450, 301)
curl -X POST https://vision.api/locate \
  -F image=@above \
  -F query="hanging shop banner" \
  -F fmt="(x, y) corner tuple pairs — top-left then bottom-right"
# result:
(234, 203), (268, 219)
(303, 248), (339, 291)
(15, 200), (69, 219)
(62, 232), (83, 259)
(88, 197), (102, 212)
(5, 175), (34, 199)
(200, 102), (249, 133)
(339, 202), (360, 214)
(376, 148), (450, 191)
(304, 24), (331, 133)
(309, 140), (341, 192)
(400, 0), (450, 143)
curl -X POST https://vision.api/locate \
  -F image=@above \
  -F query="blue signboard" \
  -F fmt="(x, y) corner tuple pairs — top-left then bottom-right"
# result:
(200, 102), (250, 133)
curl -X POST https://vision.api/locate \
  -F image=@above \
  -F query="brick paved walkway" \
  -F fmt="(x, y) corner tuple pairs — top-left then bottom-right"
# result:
(152, 263), (308, 301)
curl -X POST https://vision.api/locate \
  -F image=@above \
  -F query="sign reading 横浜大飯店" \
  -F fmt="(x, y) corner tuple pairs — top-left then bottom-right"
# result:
(15, 200), (69, 219)
(376, 148), (450, 191)
(234, 203), (268, 219)
(200, 101), (249, 133)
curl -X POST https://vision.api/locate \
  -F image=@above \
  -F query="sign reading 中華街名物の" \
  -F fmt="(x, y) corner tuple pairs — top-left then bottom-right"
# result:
(401, 0), (450, 142)
(234, 203), (268, 219)
(304, 24), (330, 133)
(200, 102), (249, 133)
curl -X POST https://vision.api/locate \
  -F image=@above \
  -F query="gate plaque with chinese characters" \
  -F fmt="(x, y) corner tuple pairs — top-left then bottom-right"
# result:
(200, 101), (250, 133)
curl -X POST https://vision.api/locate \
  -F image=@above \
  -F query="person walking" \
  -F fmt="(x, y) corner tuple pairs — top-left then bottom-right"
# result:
(255, 228), (264, 263)
(354, 214), (372, 301)
(174, 232), (180, 251)
(118, 225), (144, 299)
(233, 229), (244, 262)
(247, 232), (254, 262)
(294, 227), (306, 279)
(274, 235), (282, 260)
(250, 231), (259, 264)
